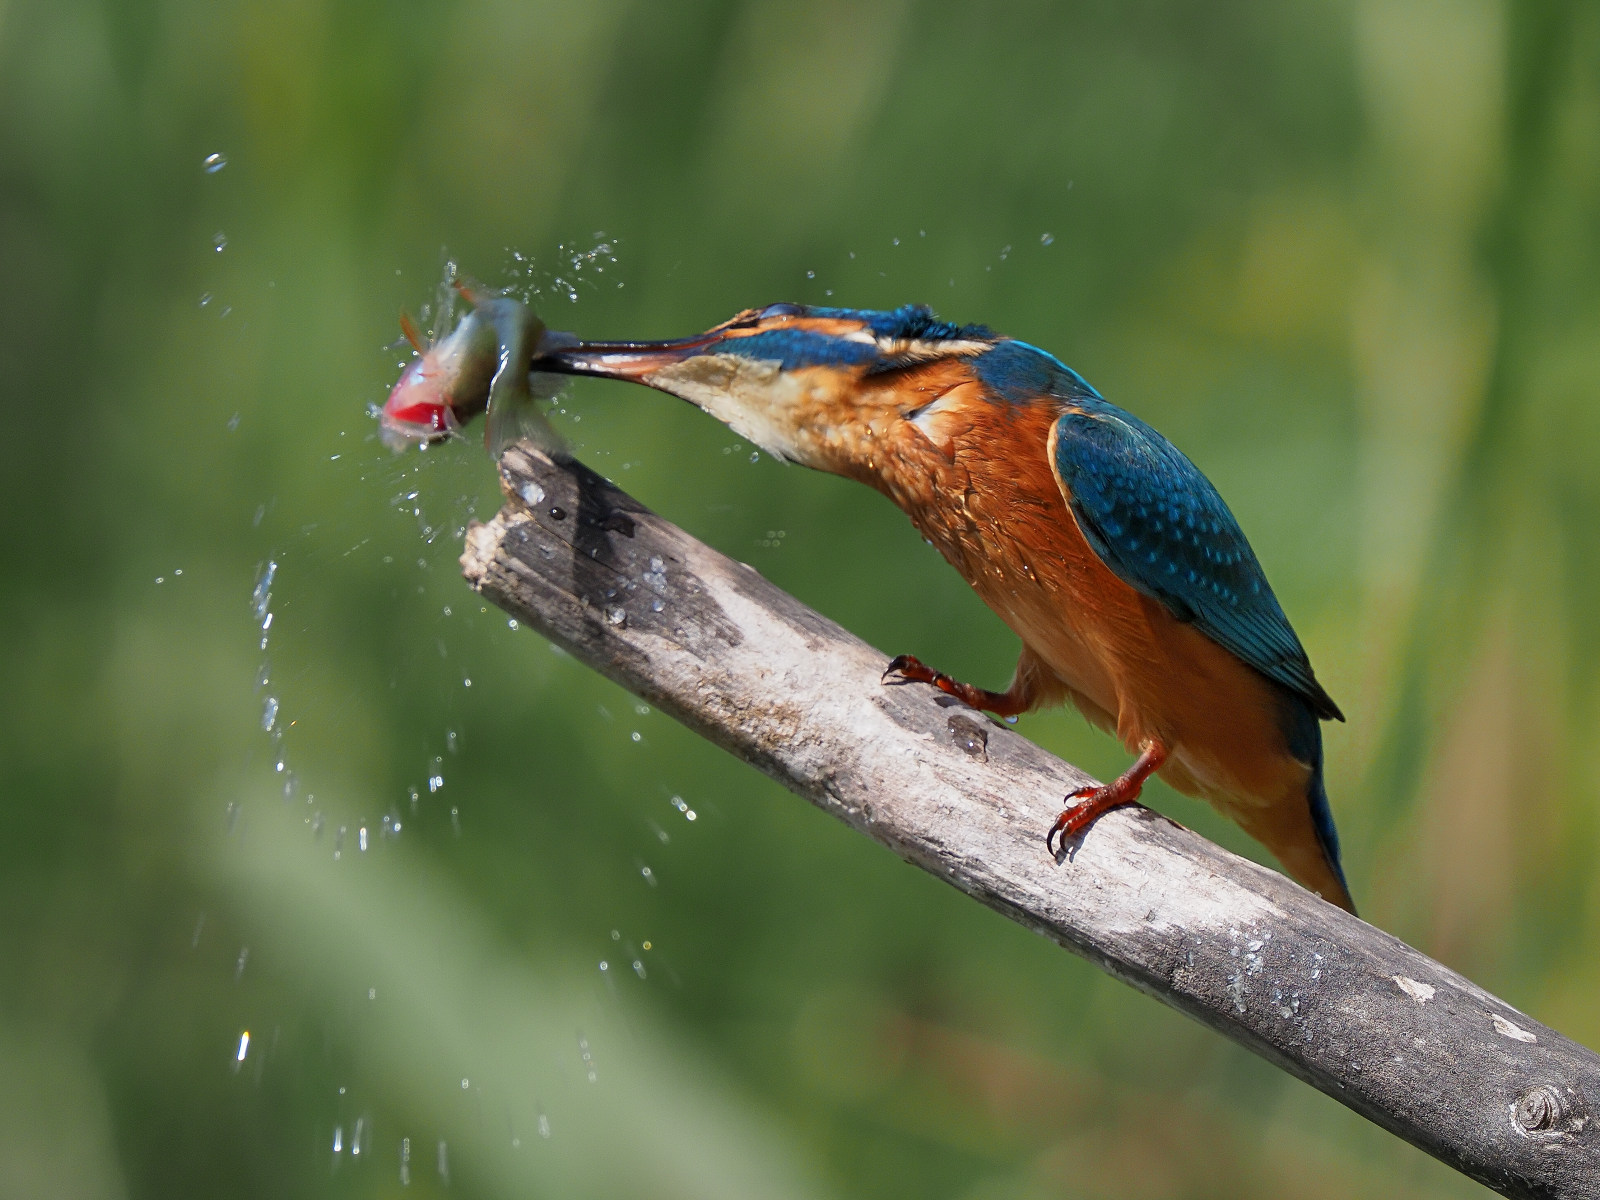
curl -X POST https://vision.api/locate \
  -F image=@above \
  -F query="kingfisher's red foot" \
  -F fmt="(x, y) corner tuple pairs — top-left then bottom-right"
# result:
(1046, 781), (1140, 861)
(1046, 741), (1169, 862)
(882, 654), (1029, 717)
(882, 653), (939, 686)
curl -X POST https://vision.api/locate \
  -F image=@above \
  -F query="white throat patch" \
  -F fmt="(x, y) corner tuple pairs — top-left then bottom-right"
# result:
(644, 354), (814, 464)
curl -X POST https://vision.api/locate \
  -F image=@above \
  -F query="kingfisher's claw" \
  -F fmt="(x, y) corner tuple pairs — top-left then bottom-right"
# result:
(882, 653), (924, 683)
(1046, 785), (1101, 862)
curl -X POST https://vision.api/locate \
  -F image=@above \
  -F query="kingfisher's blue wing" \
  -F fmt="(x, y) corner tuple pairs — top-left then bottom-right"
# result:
(1050, 406), (1342, 722)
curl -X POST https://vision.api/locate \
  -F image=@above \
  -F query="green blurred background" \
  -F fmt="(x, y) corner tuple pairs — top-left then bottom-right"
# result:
(2, 0), (1597, 1195)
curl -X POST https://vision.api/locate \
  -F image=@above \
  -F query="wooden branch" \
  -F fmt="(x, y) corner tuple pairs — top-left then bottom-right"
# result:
(462, 444), (1600, 1199)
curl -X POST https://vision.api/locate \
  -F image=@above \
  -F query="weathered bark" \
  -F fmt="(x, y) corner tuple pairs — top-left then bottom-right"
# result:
(462, 443), (1600, 1199)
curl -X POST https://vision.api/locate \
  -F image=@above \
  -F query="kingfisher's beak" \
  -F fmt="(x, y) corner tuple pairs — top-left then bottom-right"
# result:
(532, 332), (724, 383)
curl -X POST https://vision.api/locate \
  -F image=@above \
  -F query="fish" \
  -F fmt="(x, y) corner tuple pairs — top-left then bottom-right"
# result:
(380, 284), (572, 458)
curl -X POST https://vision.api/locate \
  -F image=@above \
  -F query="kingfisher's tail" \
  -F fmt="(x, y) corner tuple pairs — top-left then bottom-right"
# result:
(1301, 758), (1356, 914)
(1251, 702), (1356, 914)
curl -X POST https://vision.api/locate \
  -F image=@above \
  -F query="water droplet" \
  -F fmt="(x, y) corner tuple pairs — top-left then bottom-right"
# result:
(642, 556), (667, 592)
(947, 714), (989, 759)
(749, 451), (760, 463)
(507, 618), (519, 629)
(198, 292), (212, 307)
(437, 1140), (450, 1184)
(428, 774), (443, 793)
(633, 958), (647, 978)
(519, 481), (545, 506)
(358, 826), (368, 852)
(605, 607), (626, 627)
(1040, 232), (1055, 246)
(203, 152), (228, 173)
(212, 231), (227, 253)
(630, 731), (641, 743)
(806, 270), (815, 279)
(578, 1034), (596, 1083)
(400, 1137), (411, 1185)
(333, 1126), (344, 1155)
(252, 561), (276, 617)
(352, 1117), (364, 1156)
(235, 1030), (250, 1062)
(537, 1111), (551, 1139)
(640, 865), (656, 886)
(261, 696), (279, 731)
(235, 946), (249, 979)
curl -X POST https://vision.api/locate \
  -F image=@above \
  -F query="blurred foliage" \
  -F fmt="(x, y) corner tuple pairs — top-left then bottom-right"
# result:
(1, 0), (1597, 1196)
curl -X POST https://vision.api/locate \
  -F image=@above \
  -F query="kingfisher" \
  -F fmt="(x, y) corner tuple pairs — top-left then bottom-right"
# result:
(384, 298), (1355, 912)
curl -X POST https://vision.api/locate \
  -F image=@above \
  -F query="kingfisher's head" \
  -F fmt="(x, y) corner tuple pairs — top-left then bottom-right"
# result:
(534, 303), (1067, 470)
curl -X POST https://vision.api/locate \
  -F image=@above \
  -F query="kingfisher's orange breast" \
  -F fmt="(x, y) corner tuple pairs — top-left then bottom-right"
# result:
(863, 380), (1134, 724)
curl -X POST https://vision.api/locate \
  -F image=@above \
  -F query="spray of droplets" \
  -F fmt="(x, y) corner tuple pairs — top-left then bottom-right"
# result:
(231, 240), (644, 1179)
(252, 560), (291, 780)
(503, 234), (621, 304)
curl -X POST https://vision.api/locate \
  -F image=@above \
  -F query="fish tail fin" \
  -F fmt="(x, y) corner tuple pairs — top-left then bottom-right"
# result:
(470, 296), (570, 461)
